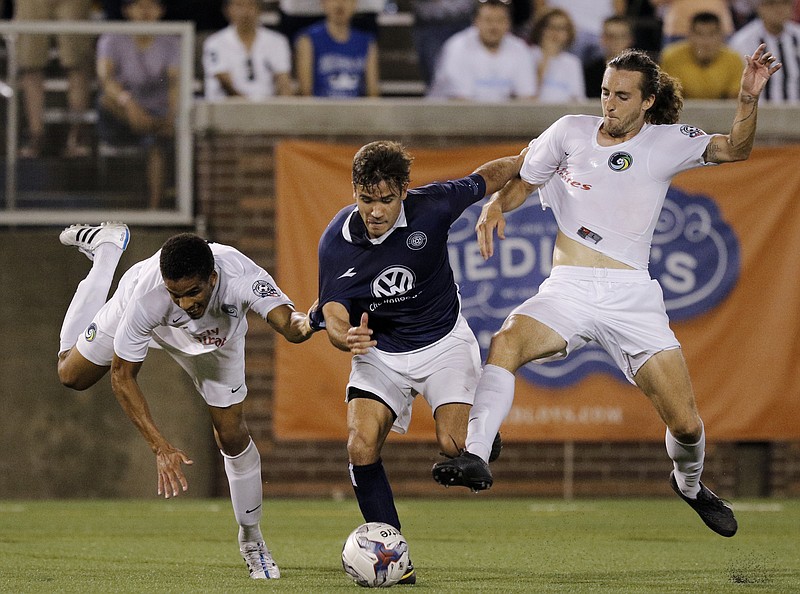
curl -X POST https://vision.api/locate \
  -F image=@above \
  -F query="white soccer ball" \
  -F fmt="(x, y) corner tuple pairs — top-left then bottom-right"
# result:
(341, 522), (410, 588)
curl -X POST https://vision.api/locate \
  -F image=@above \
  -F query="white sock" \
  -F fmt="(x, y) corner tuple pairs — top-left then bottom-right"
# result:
(665, 424), (705, 499)
(58, 243), (124, 354)
(465, 364), (516, 462)
(223, 439), (264, 544)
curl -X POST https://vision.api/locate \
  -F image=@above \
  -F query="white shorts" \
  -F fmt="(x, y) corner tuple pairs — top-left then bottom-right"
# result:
(75, 263), (247, 408)
(347, 314), (481, 434)
(511, 266), (680, 384)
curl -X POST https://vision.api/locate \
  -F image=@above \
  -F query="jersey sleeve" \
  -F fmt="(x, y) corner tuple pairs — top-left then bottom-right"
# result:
(520, 117), (567, 185)
(231, 255), (294, 320)
(411, 174), (487, 224)
(114, 290), (167, 362)
(648, 124), (714, 181)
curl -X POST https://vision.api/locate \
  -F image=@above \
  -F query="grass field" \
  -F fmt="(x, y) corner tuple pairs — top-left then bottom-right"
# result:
(1, 497), (797, 593)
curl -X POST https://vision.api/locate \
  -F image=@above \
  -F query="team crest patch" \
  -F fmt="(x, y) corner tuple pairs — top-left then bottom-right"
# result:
(222, 304), (239, 318)
(84, 322), (97, 342)
(680, 125), (706, 138)
(608, 151), (633, 171)
(406, 231), (427, 250)
(252, 280), (279, 298)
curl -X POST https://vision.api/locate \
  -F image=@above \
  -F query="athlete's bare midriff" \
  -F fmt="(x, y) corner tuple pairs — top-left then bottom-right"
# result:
(552, 231), (635, 270)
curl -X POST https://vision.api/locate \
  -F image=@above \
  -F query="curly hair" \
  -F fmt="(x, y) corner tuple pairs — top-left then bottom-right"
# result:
(607, 49), (683, 125)
(159, 233), (215, 282)
(352, 140), (414, 195)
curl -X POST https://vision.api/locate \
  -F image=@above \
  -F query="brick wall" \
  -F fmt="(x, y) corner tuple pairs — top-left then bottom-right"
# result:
(195, 132), (800, 500)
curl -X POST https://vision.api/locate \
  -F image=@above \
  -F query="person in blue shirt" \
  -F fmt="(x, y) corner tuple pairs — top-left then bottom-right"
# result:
(310, 140), (521, 583)
(294, 0), (379, 97)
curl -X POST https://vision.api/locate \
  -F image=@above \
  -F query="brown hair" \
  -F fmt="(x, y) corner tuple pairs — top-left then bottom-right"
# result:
(529, 7), (576, 48)
(607, 49), (683, 125)
(352, 141), (413, 195)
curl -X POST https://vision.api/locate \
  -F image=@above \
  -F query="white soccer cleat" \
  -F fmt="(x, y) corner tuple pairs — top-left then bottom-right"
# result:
(240, 541), (281, 579)
(59, 222), (130, 261)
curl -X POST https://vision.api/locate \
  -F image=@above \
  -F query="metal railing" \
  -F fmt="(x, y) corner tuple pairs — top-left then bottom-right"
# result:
(0, 20), (195, 225)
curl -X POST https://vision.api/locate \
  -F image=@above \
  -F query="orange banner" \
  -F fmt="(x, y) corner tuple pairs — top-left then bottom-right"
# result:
(275, 140), (800, 442)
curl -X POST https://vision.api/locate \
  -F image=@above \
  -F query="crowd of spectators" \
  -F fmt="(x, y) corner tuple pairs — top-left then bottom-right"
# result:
(5, 0), (800, 169)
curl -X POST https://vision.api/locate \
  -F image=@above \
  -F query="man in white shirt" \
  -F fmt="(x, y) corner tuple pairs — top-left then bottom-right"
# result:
(730, 0), (800, 103)
(433, 46), (782, 538)
(203, 0), (293, 99)
(427, 0), (536, 101)
(56, 223), (314, 579)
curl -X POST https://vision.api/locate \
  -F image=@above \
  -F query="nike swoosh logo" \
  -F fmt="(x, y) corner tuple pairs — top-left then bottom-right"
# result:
(172, 316), (183, 323)
(245, 504), (262, 514)
(231, 384), (243, 393)
(338, 267), (357, 279)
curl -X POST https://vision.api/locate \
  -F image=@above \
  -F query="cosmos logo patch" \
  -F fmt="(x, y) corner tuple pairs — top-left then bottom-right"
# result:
(608, 151), (633, 171)
(680, 125), (706, 138)
(84, 322), (97, 342)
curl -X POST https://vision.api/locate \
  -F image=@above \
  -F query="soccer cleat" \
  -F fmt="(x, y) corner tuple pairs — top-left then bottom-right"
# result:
(397, 561), (416, 585)
(489, 432), (503, 463)
(670, 472), (738, 537)
(240, 541), (281, 579)
(59, 222), (130, 261)
(432, 451), (493, 492)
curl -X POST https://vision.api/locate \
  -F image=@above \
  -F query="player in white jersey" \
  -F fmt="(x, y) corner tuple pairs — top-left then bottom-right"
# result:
(56, 223), (314, 580)
(433, 46), (783, 538)
(203, 0), (293, 100)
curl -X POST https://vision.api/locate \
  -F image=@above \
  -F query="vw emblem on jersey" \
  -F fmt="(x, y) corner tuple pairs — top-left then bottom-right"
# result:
(222, 304), (239, 318)
(608, 151), (633, 172)
(406, 231), (427, 250)
(680, 125), (706, 138)
(252, 280), (279, 298)
(371, 266), (416, 298)
(84, 322), (97, 342)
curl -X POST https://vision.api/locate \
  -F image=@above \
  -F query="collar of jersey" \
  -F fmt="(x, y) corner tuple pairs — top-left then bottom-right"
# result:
(342, 204), (408, 246)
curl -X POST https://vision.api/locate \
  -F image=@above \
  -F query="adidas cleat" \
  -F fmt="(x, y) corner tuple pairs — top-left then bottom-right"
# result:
(670, 472), (738, 537)
(432, 451), (493, 492)
(240, 541), (281, 579)
(60, 222), (130, 261)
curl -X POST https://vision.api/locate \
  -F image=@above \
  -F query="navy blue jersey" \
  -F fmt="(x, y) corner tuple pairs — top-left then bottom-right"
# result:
(313, 174), (487, 353)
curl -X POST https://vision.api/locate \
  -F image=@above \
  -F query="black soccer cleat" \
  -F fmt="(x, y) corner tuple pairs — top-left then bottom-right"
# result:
(670, 471), (738, 537)
(397, 561), (416, 585)
(432, 451), (493, 491)
(489, 432), (503, 463)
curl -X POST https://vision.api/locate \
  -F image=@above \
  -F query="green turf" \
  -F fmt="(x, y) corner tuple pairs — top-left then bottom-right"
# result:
(0, 498), (797, 593)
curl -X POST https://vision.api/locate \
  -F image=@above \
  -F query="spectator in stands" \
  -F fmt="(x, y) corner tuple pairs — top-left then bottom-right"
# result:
(529, 7), (586, 102)
(96, 0), (179, 208)
(412, 0), (474, 86)
(650, 0), (735, 44)
(295, 0), (379, 97)
(427, 0), (536, 101)
(730, 0), (800, 102)
(584, 15), (635, 98)
(278, 0), (384, 44)
(661, 12), (744, 99)
(203, 0), (293, 99)
(535, 0), (627, 64)
(15, 0), (93, 158)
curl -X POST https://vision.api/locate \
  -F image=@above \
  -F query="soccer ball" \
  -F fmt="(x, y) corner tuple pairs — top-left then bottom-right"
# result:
(341, 522), (409, 587)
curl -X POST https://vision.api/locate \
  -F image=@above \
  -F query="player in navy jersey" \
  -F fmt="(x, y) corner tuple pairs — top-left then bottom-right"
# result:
(309, 140), (524, 584)
(433, 46), (782, 538)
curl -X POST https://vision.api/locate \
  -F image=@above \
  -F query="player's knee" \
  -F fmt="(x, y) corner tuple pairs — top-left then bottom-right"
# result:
(347, 429), (380, 465)
(57, 364), (91, 391)
(669, 417), (703, 443)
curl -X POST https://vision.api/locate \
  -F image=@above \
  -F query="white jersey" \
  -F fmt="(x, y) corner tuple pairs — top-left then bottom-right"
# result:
(427, 27), (537, 101)
(203, 26), (291, 100)
(113, 243), (293, 362)
(520, 115), (714, 269)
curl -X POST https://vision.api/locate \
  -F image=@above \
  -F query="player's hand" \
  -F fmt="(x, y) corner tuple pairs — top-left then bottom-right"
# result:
(476, 201), (506, 260)
(346, 312), (377, 355)
(155, 444), (193, 499)
(741, 44), (782, 98)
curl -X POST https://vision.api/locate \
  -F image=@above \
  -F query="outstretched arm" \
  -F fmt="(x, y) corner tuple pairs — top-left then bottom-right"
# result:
(472, 147), (528, 196)
(110, 356), (193, 498)
(322, 303), (376, 355)
(266, 303), (315, 343)
(704, 44), (782, 164)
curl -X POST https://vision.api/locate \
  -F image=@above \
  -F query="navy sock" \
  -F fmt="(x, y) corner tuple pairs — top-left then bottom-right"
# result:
(349, 459), (401, 531)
